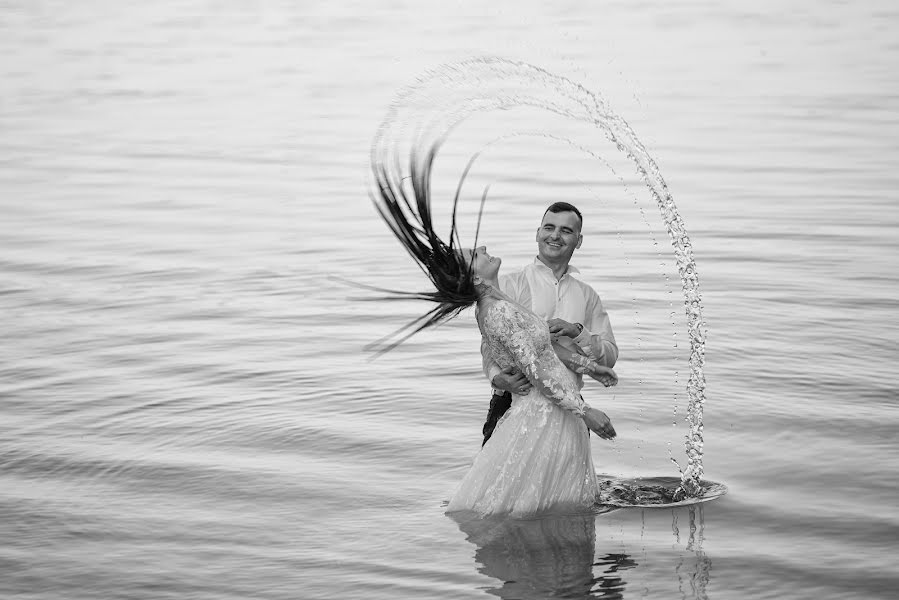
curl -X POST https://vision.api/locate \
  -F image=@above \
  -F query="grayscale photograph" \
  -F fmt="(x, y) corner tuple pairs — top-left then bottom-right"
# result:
(1, 2), (896, 599)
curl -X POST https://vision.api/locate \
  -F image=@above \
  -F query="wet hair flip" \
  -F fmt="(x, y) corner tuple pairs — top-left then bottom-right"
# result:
(363, 140), (488, 355)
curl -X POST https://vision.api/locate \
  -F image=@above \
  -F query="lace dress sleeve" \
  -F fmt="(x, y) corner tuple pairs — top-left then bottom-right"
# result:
(552, 342), (618, 388)
(482, 301), (587, 417)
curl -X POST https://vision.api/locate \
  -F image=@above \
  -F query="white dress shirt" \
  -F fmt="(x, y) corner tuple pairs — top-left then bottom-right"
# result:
(482, 257), (618, 391)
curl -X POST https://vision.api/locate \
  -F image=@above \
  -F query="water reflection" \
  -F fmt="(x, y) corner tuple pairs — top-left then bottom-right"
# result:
(673, 505), (712, 600)
(592, 552), (638, 599)
(451, 505), (711, 599)
(450, 510), (624, 599)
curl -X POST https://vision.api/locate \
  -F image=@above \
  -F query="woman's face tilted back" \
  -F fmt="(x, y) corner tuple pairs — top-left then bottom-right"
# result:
(461, 246), (502, 283)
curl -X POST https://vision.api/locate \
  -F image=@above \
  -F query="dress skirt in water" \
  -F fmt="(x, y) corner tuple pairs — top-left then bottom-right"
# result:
(446, 388), (598, 518)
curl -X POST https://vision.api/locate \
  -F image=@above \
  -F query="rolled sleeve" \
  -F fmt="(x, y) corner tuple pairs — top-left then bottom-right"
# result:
(581, 288), (618, 368)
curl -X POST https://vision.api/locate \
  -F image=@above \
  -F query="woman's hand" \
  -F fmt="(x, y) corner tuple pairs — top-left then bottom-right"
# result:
(583, 406), (616, 439)
(585, 364), (618, 388)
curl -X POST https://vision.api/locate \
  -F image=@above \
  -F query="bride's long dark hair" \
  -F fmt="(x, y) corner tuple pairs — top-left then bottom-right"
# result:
(364, 140), (487, 355)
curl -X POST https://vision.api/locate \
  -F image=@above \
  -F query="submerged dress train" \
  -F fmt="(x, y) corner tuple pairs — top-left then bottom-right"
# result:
(446, 299), (598, 517)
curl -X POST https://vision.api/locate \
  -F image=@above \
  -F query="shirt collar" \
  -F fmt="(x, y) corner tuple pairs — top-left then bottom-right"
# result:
(532, 256), (580, 277)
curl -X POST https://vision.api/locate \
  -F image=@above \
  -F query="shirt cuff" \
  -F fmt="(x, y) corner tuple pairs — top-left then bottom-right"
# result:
(573, 326), (591, 347)
(486, 363), (503, 386)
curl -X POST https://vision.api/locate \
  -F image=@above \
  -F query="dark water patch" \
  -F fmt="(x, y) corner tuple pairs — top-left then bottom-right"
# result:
(1, 448), (135, 482)
(708, 399), (898, 446)
(0, 365), (61, 387)
(0, 259), (116, 280)
(709, 552), (898, 600)
(0, 448), (309, 508)
(187, 419), (443, 467)
(120, 148), (294, 167)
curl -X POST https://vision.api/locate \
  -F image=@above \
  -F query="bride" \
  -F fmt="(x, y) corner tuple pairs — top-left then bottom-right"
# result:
(369, 145), (617, 517)
(447, 245), (616, 516)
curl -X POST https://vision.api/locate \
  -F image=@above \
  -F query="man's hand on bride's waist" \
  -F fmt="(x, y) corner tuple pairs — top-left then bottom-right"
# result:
(491, 365), (533, 396)
(547, 318), (582, 340)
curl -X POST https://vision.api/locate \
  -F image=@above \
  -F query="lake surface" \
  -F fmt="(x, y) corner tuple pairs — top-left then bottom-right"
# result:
(1, 1), (897, 598)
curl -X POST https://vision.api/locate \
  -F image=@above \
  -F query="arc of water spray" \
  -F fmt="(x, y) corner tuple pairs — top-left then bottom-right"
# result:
(371, 57), (707, 496)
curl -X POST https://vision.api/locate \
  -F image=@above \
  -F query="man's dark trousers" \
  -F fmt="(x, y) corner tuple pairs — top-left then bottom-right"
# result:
(481, 390), (513, 446)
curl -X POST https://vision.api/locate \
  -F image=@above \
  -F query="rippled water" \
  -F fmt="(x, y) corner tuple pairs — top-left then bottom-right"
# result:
(2, 2), (898, 599)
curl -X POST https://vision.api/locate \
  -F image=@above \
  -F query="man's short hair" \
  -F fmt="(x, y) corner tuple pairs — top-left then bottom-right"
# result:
(544, 202), (583, 230)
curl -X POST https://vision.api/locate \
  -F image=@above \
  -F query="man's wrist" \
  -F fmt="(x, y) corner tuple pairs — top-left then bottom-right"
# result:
(486, 364), (502, 385)
(490, 377), (509, 396)
(571, 322), (586, 342)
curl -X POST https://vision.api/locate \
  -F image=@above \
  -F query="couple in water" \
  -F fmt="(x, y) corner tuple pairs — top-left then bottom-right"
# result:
(371, 151), (618, 518)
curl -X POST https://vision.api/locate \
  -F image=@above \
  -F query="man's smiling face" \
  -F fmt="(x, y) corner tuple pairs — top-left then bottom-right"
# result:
(536, 210), (583, 265)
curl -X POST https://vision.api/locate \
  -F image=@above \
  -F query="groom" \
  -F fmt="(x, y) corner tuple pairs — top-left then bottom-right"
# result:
(481, 202), (618, 444)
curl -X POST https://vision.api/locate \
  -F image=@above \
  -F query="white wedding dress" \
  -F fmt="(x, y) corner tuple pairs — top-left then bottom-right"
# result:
(446, 299), (598, 517)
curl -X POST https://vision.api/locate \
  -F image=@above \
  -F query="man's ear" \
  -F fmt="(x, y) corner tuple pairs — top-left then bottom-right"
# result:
(576, 234), (583, 249)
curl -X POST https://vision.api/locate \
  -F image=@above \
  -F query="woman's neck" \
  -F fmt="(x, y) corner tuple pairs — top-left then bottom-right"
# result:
(475, 279), (507, 305)
(479, 274), (500, 290)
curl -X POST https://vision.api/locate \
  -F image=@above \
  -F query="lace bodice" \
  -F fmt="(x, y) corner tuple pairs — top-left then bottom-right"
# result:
(481, 299), (586, 416)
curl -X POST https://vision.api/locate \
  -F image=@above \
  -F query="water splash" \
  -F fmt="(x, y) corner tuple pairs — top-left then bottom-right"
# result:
(372, 57), (708, 497)
(598, 476), (726, 508)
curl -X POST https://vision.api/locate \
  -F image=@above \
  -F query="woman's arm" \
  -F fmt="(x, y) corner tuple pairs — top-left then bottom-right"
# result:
(524, 342), (617, 439)
(552, 342), (618, 388)
(481, 303), (583, 413)
(482, 302), (616, 442)
(551, 342), (618, 438)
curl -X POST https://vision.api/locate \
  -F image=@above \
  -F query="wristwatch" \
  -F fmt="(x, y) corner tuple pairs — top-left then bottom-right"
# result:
(574, 323), (584, 336)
